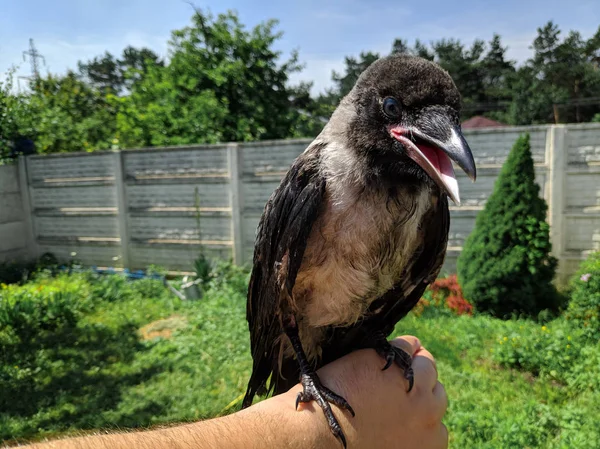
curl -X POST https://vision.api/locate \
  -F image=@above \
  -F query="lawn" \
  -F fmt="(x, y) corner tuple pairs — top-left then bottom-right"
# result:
(1, 263), (598, 448)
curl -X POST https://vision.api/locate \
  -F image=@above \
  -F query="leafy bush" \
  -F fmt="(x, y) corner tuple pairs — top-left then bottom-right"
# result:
(397, 314), (600, 449)
(494, 251), (600, 392)
(457, 134), (559, 319)
(194, 253), (214, 285)
(0, 260), (36, 285)
(414, 274), (474, 317)
(0, 253), (59, 285)
(493, 320), (582, 384)
(494, 318), (600, 393)
(0, 273), (173, 441)
(563, 251), (600, 340)
(206, 259), (250, 296)
(0, 262), (600, 449)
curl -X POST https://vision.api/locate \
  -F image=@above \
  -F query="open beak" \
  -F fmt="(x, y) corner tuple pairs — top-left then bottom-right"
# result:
(389, 114), (476, 205)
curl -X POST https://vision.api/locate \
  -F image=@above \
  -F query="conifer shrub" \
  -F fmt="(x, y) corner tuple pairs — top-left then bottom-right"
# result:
(457, 134), (558, 318)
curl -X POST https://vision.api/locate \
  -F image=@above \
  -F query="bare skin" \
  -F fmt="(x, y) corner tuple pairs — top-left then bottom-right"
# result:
(18, 336), (447, 449)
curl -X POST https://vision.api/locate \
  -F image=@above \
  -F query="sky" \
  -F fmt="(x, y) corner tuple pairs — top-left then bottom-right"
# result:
(1, 0), (599, 95)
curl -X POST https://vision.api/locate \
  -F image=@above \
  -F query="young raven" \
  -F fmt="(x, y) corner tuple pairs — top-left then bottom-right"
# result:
(242, 54), (476, 447)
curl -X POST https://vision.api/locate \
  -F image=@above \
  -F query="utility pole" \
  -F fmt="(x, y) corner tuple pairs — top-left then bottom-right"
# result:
(22, 38), (45, 80)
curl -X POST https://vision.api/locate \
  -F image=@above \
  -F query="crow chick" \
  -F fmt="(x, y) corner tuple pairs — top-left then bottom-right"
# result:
(242, 54), (476, 448)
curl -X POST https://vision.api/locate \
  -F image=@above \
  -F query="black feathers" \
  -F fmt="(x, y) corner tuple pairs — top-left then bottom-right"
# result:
(243, 143), (326, 408)
(353, 54), (460, 111)
(242, 55), (469, 436)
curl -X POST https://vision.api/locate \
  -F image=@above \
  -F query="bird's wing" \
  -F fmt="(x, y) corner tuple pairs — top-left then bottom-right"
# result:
(320, 194), (450, 365)
(242, 143), (327, 407)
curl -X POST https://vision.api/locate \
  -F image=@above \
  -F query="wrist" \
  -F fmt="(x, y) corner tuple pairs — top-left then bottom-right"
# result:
(257, 389), (338, 449)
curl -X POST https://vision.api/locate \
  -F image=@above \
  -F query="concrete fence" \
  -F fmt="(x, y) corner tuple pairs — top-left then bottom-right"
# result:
(0, 163), (33, 262)
(1, 123), (600, 284)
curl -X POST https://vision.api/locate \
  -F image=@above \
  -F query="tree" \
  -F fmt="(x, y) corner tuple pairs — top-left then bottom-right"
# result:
(20, 72), (117, 153)
(0, 69), (25, 159)
(501, 22), (600, 125)
(331, 36), (517, 121)
(116, 8), (313, 147)
(78, 46), (163, 95)
(119, 46), (164, 91)
(77, 52), (121, 94)
(432, 38), (487, 115)
(477, 34), (515, 120)
(457, 134), (559, 319)
(287, 81), (329, 138)
(391, 38), (410, 55)
(413, 39), (435, 60)
(327, 51), (381, 102)
(311, 51), (381, 125)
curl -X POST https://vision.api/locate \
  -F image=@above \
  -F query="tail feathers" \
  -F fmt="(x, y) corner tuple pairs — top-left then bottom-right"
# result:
(241, 388), (257, 409)
(242, 357), (299, 408)
(272, 358), (299, 396)
(242, 351), (273, 409)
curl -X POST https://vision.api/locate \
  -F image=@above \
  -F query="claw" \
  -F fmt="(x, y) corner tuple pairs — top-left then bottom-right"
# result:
(296, 373), (354, 448)
(375, 340), (415, 392)
(382, 350), (395, 371)
(336, 426), (347, 449)
(405, 366), (415, 392)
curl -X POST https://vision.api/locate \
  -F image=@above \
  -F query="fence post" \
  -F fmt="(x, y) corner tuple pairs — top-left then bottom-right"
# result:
(113, 151), (131, 269)
(228, 143), (244, 265)
(546, 125), (567, 280)
(18, 155), (38, 260)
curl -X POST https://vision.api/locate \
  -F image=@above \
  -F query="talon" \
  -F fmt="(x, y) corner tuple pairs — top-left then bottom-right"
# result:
(346, 404), (356, 418)
(335, 426), (347, 449)
(382, 352), (394, 371)
(373, 338), (415, 391)
(405, 367), (415, 392)
(333, 397), (355, 417)
(295, 372), (353, 447)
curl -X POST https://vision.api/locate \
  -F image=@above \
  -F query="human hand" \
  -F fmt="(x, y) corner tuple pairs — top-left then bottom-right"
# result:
(270, 335), (448, 449)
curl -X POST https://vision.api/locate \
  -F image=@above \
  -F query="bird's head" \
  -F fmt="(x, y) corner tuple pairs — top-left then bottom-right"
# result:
(339, 54), (476, 205)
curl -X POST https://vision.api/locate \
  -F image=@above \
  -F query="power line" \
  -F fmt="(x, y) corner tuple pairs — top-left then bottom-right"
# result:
(22, 38), (46, 79)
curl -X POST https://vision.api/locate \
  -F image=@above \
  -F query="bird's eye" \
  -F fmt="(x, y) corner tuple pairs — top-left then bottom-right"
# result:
(382, 97), (401, 119)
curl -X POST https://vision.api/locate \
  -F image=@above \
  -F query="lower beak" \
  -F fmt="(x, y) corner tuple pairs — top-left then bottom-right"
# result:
(389, 115), (476, 205)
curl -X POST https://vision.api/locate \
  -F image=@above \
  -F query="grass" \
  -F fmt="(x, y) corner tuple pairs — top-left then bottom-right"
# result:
(1, 265), (598, 448)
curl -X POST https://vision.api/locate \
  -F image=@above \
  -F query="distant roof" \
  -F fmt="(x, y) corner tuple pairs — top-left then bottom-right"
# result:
(461, 116), (507, 129)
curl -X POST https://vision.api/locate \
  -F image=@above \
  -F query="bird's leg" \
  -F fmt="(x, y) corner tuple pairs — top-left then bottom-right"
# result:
(284, 317), (355, 449)
(370, 330), (415, 392)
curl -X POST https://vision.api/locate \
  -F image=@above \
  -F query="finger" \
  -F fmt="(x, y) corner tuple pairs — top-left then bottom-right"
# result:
(390, 335), (421, 357)
(435, 423), (449, 449)
(415, 346), (437, 375)
(412, 350), (438, 392)
(432, 381), (448, 420)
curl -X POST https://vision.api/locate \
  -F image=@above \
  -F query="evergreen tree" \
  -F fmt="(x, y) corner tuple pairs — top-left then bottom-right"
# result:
(457, 134), (559, 318)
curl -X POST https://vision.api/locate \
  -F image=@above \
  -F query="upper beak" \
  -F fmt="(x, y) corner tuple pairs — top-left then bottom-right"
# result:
(389, 112), (476, 205)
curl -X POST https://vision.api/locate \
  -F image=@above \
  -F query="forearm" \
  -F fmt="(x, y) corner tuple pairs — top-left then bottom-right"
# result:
(21, 391), (333, 449)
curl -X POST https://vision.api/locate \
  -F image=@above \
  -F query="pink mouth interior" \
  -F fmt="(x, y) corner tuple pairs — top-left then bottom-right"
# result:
(416, 144), (455, 180)
(388, 126), (461, 204)
(414, 143), (459, 204)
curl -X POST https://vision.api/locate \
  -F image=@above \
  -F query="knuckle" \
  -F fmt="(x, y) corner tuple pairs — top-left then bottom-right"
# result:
(415, 355), (437, 381)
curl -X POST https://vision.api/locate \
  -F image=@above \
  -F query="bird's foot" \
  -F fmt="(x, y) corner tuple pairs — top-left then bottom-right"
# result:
(374, 340), (414, 392)
(296, 372), (355, 448)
